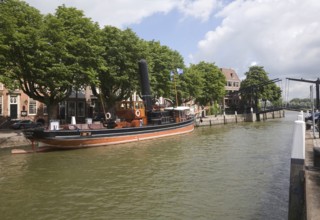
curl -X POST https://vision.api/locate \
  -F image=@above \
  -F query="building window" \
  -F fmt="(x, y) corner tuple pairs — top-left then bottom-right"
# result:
(29, 98), (37, 115)
(68, 101), (76, 116)
(77, 101), (85, 117)
(0, 96), (2, 115)
(10, 96), (17, 104)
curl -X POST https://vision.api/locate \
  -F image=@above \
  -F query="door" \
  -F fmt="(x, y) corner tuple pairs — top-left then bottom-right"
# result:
(9, 95), (19, 119)
(10, 104), (18, 119)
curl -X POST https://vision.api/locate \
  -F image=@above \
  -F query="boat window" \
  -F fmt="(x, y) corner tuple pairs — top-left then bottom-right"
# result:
(126, 102), (132, 109)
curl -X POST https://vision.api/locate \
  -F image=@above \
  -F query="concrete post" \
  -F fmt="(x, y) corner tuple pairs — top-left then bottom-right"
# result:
(71, 116), (76, 125)
(288, 112), (305, 220)
(235, 111), (238, 123)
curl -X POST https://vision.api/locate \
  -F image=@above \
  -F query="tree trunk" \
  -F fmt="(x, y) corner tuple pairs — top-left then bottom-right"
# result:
(47, 102), (59, 122)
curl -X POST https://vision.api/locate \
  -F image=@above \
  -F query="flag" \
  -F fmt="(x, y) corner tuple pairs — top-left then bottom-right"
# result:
(176, 68), (184, 74)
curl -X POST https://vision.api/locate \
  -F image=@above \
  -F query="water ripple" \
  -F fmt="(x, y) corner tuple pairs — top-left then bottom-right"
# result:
(0, 112), (296, 219)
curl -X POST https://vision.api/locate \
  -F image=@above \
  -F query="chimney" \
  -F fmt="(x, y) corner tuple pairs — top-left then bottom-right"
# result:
(138, 59), (152, 112)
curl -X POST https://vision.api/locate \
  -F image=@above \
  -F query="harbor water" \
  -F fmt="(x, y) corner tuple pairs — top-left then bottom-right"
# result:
(0, 111), (296, 219)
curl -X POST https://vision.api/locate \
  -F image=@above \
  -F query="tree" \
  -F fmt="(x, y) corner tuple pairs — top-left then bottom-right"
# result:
(179, 68), (204, 104)
(94, 26), (144, 112)
(0, 0), (43, 89)
(145, 41), (185, 100)
(0, 1), (102, 120)
(188, 62), (226, 106)
(240, 66), (281, 111)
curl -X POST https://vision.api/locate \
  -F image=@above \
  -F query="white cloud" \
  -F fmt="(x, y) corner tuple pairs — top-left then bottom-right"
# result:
(24, 0), (175, 27)
(193, 0), (320, 82)
(178, 0), (219, 22)
(24, 0), (219, 27)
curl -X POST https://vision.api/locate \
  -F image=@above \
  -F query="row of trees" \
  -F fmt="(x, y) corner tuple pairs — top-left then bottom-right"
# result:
(287, 98), (313, 109)
(0, 0), (281, 121)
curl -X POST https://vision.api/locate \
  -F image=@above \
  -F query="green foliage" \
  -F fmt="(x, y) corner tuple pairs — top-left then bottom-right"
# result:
(240, 66), (281, 111)
(0, 1), (102, 119)
(96, 26), (145, 110)
(187, 62), (226, 106)
(0, 0), (43, 90)
(145, 41), (185, 99)
(207, 101), (220, 116)
(289, 98), (313, 109)
(179, 68), (204, 103)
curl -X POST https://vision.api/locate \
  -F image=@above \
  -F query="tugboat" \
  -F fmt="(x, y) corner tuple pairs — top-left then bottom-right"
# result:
(22, 60), (195, 149)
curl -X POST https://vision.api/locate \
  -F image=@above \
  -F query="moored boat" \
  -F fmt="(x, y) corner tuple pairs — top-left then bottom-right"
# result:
(23, 106), (194, 149)
(22, 60), (195, 150)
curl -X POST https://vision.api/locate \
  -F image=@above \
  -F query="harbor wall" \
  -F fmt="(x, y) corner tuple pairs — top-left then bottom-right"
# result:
(196, 110), (284, 127)
(288, 111), (320, 220)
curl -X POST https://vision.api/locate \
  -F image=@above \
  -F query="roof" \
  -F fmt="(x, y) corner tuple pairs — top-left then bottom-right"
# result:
(220, 68), (240, 81)
(164, 106), (190, 111)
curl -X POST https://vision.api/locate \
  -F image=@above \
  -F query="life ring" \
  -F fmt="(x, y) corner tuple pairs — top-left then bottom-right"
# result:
(106, 112), (111, 119)
(135, 109), (141, 117)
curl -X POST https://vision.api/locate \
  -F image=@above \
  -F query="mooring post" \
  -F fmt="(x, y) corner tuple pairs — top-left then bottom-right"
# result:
(31, 140), (35, 152)
(288, 111), (305, 220)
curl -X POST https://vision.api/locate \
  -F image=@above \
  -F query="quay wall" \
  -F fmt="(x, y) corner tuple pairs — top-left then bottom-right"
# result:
(196, 110), (285, 127)
(288, 112), (320, 220)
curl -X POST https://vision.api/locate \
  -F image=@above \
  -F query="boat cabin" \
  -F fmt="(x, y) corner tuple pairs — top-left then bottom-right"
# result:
(164, 107), (191, 123)
(114, 100), (192, 128)
(115, 101), (147, 127)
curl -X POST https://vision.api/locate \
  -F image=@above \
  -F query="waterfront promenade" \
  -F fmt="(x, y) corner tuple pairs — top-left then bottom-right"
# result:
(0, 130), (30, 148)
(305, 131), (320, 220)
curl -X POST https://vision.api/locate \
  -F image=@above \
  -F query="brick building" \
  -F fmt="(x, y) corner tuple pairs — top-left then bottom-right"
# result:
(0, 83), (48, 125)
(220, 68), (241, 112)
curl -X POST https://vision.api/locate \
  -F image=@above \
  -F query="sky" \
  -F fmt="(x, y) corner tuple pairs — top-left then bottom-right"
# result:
(23, 0), (320, 100)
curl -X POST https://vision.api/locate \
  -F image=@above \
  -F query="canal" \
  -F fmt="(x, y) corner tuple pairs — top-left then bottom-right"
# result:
(0, 111), (296, 220)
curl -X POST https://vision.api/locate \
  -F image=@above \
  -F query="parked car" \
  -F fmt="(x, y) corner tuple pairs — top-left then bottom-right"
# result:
(305, 112), (320, 125)
(10, 120), (43, 130)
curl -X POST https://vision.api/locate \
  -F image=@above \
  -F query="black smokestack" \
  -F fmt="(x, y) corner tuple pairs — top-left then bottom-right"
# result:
(138, 59), (152, 111)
